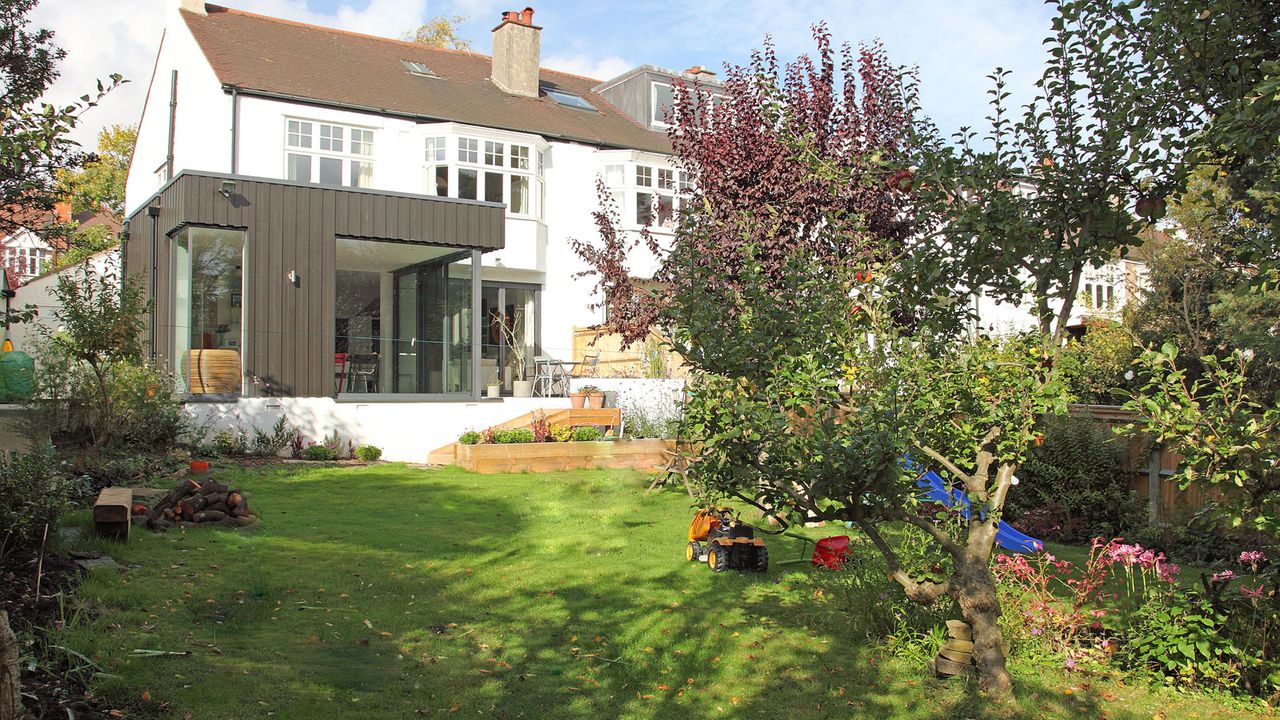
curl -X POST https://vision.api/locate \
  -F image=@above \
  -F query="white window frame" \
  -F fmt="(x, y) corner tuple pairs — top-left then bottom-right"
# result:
(421, 126), (546, 219)
(284, 117), (374, 189)
(601, 155), (684, 230)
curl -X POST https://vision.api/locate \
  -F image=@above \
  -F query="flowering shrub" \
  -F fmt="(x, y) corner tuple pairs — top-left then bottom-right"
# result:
(1121, 547), (1278, 698)
(992, 538), (1177, 671)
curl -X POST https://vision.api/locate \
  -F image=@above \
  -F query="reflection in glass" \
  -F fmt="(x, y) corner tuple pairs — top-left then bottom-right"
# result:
(335, 238), (474, 395)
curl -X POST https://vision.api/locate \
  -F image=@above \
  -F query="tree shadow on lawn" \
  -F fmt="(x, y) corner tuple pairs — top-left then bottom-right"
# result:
(67, 467), (1221, 719)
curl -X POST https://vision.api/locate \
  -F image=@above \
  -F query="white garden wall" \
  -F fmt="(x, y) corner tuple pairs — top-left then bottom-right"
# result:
(184, 396), (570, 463)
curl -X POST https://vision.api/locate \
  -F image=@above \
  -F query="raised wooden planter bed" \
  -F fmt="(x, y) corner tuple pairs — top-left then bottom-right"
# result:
(456, 439), (675, 474)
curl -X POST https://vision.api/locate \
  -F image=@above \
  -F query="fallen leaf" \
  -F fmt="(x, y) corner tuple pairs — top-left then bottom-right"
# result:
(141, 691), (152, 701)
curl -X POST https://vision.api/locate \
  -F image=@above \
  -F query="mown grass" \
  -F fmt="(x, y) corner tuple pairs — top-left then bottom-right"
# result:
(55, 463), (1270, 719)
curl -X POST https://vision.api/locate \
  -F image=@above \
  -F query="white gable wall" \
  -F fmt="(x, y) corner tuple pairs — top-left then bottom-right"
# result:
(125, 5), (232, 216)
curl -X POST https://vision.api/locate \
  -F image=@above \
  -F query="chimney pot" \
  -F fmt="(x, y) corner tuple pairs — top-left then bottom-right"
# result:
(522, 7), (534, 24)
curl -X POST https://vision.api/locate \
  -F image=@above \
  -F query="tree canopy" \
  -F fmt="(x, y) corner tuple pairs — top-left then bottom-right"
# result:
(403, 15), (471, 51)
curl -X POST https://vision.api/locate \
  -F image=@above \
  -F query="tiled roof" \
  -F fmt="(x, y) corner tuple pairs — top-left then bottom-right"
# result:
(184, 5), (673, 154)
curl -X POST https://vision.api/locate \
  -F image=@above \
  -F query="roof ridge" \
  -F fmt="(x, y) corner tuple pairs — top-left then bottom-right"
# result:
(197, 3), (608, 84)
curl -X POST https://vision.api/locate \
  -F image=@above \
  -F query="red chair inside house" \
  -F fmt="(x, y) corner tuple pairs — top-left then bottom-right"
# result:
(334, 353), (349, 395)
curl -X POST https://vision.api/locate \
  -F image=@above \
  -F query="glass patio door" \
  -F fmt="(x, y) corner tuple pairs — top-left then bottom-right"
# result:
(480, 283), (540, 394)
(392, 252), (474, 395)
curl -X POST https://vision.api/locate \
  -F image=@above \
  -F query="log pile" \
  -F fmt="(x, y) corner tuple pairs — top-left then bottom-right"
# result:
(927, 620), (1012, 678)
(143, 476), (258, 531)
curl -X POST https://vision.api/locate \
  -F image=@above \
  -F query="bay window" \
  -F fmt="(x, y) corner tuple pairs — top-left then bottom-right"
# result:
(424, 131), (544, 219)
(285, 118), (374, 188)
(604, 160), (685, 229)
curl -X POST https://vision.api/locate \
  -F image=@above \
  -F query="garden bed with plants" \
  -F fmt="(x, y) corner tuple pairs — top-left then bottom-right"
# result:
(455, 426), (674, 474)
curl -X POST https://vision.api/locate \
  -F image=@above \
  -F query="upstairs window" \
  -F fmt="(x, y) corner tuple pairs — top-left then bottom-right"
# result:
(652, 82), (675, 127)
(604, 161), (683, 229)
(285, 119), (373, 188)
(458, 138), (479, 163)
(425, 133), (543, 218)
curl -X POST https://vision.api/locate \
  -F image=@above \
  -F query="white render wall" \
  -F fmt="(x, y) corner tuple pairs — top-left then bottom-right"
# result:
(8, 250), (121, 354)
(971, 259), (1150, 337)
(124, 4), (232, 217)
(185, 396), (571, 463)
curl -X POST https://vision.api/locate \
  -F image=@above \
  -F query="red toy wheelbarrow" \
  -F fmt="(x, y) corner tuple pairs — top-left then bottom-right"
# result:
(775, 532), (851, 569)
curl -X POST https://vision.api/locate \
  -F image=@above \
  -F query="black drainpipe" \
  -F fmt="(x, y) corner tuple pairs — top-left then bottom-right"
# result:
(229, 86), (239, 173)
(146, 201), (161, 361)
(166, 70), (178, 179)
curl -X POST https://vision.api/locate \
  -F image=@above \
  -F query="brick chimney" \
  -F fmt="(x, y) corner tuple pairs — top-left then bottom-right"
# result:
(491, 7), (541, 98)
(684, 66), (717, 80)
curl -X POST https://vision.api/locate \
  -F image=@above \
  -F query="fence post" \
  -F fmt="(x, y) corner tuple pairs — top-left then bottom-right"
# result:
(1147, 442), (1162, 525)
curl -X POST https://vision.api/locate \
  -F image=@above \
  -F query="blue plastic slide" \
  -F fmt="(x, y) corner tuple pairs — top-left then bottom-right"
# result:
(915, 468), (1044, 554)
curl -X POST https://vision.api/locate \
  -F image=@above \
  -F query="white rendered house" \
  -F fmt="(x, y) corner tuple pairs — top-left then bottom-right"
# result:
(122, 1), (715, 459)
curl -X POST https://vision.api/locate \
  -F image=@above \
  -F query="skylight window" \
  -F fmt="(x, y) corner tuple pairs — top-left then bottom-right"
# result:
(401, 59), (436, 77)
(543, 88), (596, 111)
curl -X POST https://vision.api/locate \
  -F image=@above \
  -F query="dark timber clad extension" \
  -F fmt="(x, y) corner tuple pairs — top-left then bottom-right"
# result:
(123, 171), (504, 398)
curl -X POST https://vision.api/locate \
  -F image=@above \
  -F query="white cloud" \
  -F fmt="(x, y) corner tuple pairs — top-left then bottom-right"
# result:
(542, 53), (632, 82)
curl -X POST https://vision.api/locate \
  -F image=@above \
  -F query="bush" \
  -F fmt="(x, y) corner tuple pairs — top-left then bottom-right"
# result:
(251, 417), (293, 457)
(1123, 590), (1243, 691)
(458, 430), (482, 445)
(572, 426), (603, 442)
(1005, 415), (1144, 543)
(0, 445), (70, 558)
(622, 407), (679, 439)
(493, 428), (535, 444)
(213, 428), (250, 457)
(302, 444), (337, 461)
(355, 445), (382, 462)
(549, 424), (574, 443)
(1057, 321), (1140, 404)
(26, 353), (187, 452)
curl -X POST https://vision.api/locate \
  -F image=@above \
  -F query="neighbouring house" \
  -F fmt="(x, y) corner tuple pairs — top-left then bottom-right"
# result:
(120, 0), (724, 459)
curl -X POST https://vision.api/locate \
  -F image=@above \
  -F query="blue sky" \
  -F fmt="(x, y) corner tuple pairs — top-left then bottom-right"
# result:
(35, 0), (1058, 147)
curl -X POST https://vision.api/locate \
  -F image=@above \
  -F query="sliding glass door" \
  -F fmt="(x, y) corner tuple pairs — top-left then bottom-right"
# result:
(335, 238), (477, 397)
(480, 282), (540, 394)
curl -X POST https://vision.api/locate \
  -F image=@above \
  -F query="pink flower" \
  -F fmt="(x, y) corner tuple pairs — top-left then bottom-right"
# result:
(1158, 563), (1180, 583)
(1064, 655), (1076, 670)
(1210, 569), (1235, 583)
(1240, 584), (1265, 600)
(1239, 550), (1267, 566)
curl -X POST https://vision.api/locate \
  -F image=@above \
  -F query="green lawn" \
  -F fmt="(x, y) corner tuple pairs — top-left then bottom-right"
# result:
(57, 464), (1266, 719)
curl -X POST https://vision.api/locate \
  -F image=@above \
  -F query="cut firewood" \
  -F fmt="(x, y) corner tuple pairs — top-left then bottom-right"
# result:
(192, 510), (227, 523)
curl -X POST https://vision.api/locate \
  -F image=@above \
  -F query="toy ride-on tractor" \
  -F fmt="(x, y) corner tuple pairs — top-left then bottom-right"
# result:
(686, 507), (768, 572)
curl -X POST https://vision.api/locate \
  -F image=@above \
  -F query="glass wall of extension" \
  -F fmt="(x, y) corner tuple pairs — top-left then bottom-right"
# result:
(173, 226), (246, 395)
(335, 238), (478, 397)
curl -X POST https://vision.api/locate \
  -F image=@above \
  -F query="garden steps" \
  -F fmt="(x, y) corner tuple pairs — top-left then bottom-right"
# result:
(425, 408), (624, 465)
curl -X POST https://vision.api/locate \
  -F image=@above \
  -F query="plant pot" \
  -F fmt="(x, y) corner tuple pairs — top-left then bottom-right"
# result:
(569, 392), (587, 409)
(486, 384), (501, 399)
(190, 460), (210, 474)
(512, 380), (533, 398)
(585, 392), (606, 409)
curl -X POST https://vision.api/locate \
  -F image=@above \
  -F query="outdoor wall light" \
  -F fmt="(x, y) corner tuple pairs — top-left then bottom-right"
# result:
(218, 179), (236, 198)
(288, 270), (300, 287)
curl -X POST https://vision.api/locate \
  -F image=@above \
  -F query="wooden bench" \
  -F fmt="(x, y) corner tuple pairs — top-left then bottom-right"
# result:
(93, 487), (133, 540)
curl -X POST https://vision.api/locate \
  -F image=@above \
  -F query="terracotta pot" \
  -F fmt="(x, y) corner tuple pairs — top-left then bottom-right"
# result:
(569, 392), (587, 409)
(585, 392), (606, 409)
(190, 460), (210, 474)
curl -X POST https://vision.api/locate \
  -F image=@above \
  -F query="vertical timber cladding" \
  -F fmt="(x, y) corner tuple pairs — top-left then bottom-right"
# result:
(123, 172), (504, 398)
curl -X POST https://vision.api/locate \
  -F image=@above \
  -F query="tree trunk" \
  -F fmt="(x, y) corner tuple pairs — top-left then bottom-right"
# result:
(0, 610), (27, 720)
(951, 559), (1013, 698)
